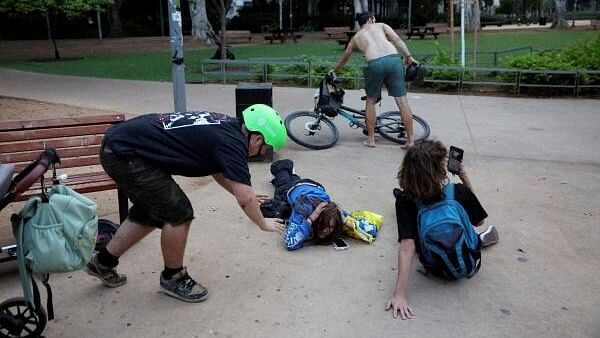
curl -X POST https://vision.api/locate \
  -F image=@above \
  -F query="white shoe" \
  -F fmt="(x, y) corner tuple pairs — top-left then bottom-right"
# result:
(479, 225), (499, 248)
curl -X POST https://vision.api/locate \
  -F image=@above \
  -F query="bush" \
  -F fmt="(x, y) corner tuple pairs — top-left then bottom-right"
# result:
(427, 45), (461, 90)
(498, 35), (600, 92)
(279, 56), (360, 88)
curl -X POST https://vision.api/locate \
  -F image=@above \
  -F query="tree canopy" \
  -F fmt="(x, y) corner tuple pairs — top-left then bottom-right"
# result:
(0, 0), (113, 16)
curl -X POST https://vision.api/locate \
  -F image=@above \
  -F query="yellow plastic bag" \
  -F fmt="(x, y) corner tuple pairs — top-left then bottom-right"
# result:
(343, 210), (384, 244)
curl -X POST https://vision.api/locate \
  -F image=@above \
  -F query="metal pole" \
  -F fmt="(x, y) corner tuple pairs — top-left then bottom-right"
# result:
(96, 11), (103, 40)
(408, 0), (413, 31)
(159, 0), (165, 37)
(289, 0), (293, 30)
(460, 0), (465, 67)
(279, 0), (283, 30)
(168, 0), (187, 113)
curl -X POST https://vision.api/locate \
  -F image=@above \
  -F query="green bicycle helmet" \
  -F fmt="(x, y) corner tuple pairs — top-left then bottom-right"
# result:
(242, 104), (287, 150)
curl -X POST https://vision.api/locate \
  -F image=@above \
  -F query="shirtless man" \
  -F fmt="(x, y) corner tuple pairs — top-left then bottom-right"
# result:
(330, 12), (418, 148)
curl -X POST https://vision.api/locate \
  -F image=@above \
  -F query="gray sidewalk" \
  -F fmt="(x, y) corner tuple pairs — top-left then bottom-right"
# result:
(1, 68), (599, 338)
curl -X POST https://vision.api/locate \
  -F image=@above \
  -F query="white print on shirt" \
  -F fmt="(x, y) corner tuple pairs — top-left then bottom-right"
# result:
(159, 111), (232, 130)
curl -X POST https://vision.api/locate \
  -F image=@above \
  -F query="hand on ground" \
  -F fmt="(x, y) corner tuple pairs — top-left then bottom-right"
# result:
(264, 218), (285, 234)
(385, 296), (415, 320)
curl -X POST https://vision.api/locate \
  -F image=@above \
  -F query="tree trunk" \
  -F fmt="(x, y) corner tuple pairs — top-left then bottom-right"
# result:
(219, 0), (227, 60)
(571, 0), (577, 27)
(307, 0), (320, 17)
(109, 0), (124, 37)
(472, 0), (480, 73)
(46, 12), (61, 60)
(450, 0), (455, 58)
(553, 0), (568, 28)
(190, 0), (216, 44)
(353, 0), (369, 30)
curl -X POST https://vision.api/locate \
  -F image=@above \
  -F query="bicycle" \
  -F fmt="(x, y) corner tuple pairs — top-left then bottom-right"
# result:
(285, 92), (430, 150)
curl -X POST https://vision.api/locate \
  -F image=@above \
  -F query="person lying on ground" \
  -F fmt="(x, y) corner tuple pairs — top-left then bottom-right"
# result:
(387, 140), (499, 319)
(86, 105), (287, 303)
(257, 159), (348, 250)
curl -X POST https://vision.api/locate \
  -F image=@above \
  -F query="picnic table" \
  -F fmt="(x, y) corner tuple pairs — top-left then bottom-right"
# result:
(264, 29), (303, 43)
(406, 26), (439, 40)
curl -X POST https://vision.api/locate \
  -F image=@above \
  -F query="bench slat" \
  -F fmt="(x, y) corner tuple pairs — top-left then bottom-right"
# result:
(0, 145), (101, 164)
(0, 135), (104, 153)
(0, 124), (112, 143)
(14, 181), (118, 202)
(0, 114), (125, 131)
(14, 155), (101, 172)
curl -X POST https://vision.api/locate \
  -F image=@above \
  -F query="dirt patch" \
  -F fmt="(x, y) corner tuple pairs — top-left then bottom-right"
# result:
(0, 96), (118, 120)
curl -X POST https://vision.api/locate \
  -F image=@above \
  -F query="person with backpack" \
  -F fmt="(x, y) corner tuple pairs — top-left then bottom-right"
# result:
(85, 105), (287, 303)
(387, 140), (499, 319)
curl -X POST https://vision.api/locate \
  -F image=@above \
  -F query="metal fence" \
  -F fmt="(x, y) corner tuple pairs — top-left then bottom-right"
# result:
(194, 59), (600, 97)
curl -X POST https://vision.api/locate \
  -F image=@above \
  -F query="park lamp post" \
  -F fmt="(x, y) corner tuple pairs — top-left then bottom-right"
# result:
(167, 0), (187, 113)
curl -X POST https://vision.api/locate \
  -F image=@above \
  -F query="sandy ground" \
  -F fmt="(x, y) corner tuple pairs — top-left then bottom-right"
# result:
(0, 70), (599, 338)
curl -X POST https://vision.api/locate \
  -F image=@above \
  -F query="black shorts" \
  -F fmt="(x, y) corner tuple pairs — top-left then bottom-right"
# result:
(100, 145), (194, 228)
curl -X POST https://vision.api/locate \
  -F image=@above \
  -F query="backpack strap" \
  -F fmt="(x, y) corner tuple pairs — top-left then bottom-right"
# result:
(443, 183), (455, 201)
(319, 78), (330, 98)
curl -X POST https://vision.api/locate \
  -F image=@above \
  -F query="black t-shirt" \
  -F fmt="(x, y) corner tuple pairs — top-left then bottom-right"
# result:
(394, 183), (488, 245)
(104, 112), (251, 185)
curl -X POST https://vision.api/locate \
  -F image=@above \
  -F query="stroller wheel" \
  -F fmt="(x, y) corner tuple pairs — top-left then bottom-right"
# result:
(0, 297), (47, 338)
(95, 219), (120, 252)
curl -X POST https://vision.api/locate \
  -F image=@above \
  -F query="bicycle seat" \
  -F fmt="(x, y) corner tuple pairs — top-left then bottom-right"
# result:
(0, 164), (15, 200)
(360, 96), (382, 104)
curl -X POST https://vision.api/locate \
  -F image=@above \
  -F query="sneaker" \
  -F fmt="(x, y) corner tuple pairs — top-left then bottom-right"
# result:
(479, 225), (499, 248)
(160, 267), (208, 303)
(85, 252), (127, 287)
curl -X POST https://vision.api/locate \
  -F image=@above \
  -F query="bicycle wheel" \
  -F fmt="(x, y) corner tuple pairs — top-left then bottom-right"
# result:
(0, 298), (47, 338)
(284, 111), (339, 150)
(377, 111), (430, 145)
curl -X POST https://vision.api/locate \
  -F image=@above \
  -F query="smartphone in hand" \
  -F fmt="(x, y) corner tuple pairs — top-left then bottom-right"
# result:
(448, 146), (464, 175)
(333, 238), (350, 251)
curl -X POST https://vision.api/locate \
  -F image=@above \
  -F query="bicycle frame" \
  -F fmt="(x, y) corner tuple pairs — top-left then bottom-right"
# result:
(336, 105), (368, 130)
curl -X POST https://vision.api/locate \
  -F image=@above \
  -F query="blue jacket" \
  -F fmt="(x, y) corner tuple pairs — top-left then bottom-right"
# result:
(284, 182), (330, 250)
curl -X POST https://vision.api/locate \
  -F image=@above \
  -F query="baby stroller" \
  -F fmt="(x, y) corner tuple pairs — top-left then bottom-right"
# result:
(0, 149), (59, 337)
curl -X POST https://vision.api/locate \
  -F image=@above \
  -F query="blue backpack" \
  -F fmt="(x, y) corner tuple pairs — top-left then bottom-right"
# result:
(416, 183), (481, 279)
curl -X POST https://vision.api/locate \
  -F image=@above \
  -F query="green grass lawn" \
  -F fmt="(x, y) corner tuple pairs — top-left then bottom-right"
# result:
(0, 30), (597, 83)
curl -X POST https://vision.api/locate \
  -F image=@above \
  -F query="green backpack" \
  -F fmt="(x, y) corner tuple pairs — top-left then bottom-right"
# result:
(14, 184), (98, 319)
(16, 184), (98, 274)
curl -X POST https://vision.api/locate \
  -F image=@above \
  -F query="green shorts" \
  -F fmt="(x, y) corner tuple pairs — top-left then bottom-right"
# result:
(363, 54), (406, 99)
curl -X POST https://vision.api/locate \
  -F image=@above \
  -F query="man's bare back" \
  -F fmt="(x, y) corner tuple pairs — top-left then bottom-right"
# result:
(352, 23), (399, 61)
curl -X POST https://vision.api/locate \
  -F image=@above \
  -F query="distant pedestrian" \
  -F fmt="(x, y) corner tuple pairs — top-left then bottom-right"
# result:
(330, 12), (418, 148)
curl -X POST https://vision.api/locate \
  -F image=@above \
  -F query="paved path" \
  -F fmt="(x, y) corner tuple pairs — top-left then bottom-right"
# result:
(1, 68), (599, 338)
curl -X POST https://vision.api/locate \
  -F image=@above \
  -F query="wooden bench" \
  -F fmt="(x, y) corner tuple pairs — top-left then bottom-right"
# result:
(324, 27), (348, 40)
(219, 30), (253, 44)
(481, 21), (505, 27)
(0, 114), (129, 223)
(406, 26), (439, 40)
(263, 30), (303, 43)
(592, 19), (600, 29)
(425, 22), (450, 33)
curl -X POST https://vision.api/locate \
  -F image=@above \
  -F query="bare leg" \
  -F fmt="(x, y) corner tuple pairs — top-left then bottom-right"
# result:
(394, 96), (414, 149)
(106, 218), (155, 257)
(161, 221), (191, 269)
(365, 98), (377, 147)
